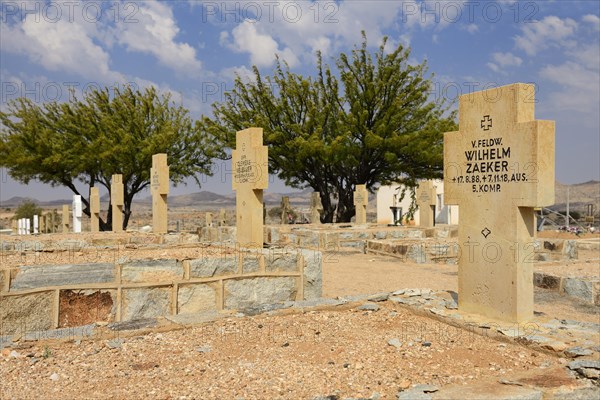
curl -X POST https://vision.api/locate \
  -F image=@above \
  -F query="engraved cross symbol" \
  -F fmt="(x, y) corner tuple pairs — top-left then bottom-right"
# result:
(481, 115), (492, 131)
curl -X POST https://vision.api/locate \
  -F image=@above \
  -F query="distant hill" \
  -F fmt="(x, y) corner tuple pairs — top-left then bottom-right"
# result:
(551, 180), (599, 214)
(2, 181), (598, 212)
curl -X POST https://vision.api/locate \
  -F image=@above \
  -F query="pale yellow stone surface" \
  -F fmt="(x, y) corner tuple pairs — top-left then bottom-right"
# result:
(310, 192), (323, 224)
(353, 184), (368, 224)
(62, 204), (69, 233)
(416, 180), (436, 228)
(218, 208), (227, 226)
(151, 154), (170, 234)
(444, 83), (555, 323)
(280, 196), (291, 224)
(90, 187), (100, 232)
(206, 212), (213, 227)
(111, 174), (124, 233)
(232, 127), (268, 247)
(39, 215), (46, 233)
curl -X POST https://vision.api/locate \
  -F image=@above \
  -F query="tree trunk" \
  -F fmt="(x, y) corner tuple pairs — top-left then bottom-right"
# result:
(122, 193), (134, 230)
(320, 190), (336, 223)
(335, 186), (356, 223)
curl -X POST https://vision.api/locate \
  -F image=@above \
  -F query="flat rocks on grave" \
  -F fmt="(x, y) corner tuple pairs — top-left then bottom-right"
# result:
(567, 360), (600, 371)
(108, 318), (158, 331)
(357, 302), (380, 311)
(565, 347), (594, 357)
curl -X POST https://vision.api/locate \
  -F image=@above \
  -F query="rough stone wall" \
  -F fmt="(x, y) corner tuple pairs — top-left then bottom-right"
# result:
(1, 246), (321, 336)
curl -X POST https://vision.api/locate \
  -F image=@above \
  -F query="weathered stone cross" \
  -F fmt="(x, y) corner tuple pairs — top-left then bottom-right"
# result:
(90, 187), (100, 232)
(416, 180), (436, 228)
(444, 83), (555, 323)
(232, 128), (268, 247)
(111, 174), (124, 233)
(353, 184), (368, 225)
(151, 154), (169, 234)
(310, 192), (323, 224)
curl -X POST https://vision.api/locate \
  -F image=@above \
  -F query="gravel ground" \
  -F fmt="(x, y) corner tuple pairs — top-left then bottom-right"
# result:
(0, 301), (559, 400)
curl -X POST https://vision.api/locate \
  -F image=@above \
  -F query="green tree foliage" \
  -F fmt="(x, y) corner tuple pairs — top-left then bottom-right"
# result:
(202, 33), (457, 222)
(12, 200), (42, 221)
(0, 87), (223, 230)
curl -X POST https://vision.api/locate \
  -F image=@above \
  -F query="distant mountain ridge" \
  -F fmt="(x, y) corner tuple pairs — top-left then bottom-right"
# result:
(1, 181), (598, 210)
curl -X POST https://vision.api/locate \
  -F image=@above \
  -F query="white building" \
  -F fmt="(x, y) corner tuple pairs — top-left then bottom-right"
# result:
(376, 179), (459, 225)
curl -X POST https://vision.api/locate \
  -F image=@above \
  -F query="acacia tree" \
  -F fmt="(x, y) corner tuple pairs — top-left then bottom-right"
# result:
(0, 86), (223, 230)
(202, 33), (457, 222)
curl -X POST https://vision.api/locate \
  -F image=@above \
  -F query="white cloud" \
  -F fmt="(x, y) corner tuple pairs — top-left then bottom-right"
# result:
(566, 44), (600, 71)
(217, 0), (413, 68)
(493, 52), (523, 67)
(223, 21), (298, 68)
(220, 66), (256, 83)
(486, 52), (522, 74)
(0, 14), (122, 83)
(582, 14), (600, 30)
(114, 1), (202, 75)
(463, 24), (479, 34)
(540, 61), (599, 114)
(514, 16), (578, 56)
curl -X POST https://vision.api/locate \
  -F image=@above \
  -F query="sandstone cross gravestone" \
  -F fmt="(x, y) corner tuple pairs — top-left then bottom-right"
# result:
(151, 154), (169, 234)
(40, 214), (46, 234)
(90, 187), (100, 232)
(310, 192), (323, 224)
(232, 127), (268, 246)
(353, 184), (368, 225)
(444, 83), (555, 323)
(218, 208), (227, 226)
(280, 196), (291, 224)
(50, 210), (57, 233)
(62, 205), (70, 233)
(111, 174), (124, 233)
(416, 180), (437, 228)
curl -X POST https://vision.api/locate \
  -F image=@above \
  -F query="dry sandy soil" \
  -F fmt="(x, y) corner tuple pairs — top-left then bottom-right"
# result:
(1, 246), (598, 399)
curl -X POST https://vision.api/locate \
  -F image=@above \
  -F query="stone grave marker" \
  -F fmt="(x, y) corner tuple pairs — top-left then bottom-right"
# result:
(232, 127), (268, 246)
(280, 196), (291, 224)
(11, 219), (17, 235)
(62, 205), (70, 233)
(72, 195), (82, 233)
(151, 154), (169, 234)
(206, 212), (213, 227)
(310, 192), (323, 224)
(25, 218), (31, 235)
(353, 184), (368, 225)
(444, 83), (555, 323)
(111, 174), (124, 233)
(50, 210), (57, 233)
(90, 187), (100, 232)
(218, 208), (227, 226)
(33, 215), (39, 234)
(39, 214), (46, 233)
(416, 180), (437, 227)
(17, 219), (23, 235)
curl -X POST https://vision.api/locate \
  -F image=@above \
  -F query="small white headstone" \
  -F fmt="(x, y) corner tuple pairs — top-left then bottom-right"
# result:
(72, 195), (82, 233)
(33, 215), (39, 234)
(25, 218), (31, 235)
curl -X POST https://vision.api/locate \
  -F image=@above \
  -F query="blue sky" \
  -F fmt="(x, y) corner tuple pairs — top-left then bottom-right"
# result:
(1, 0), (599, 202)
